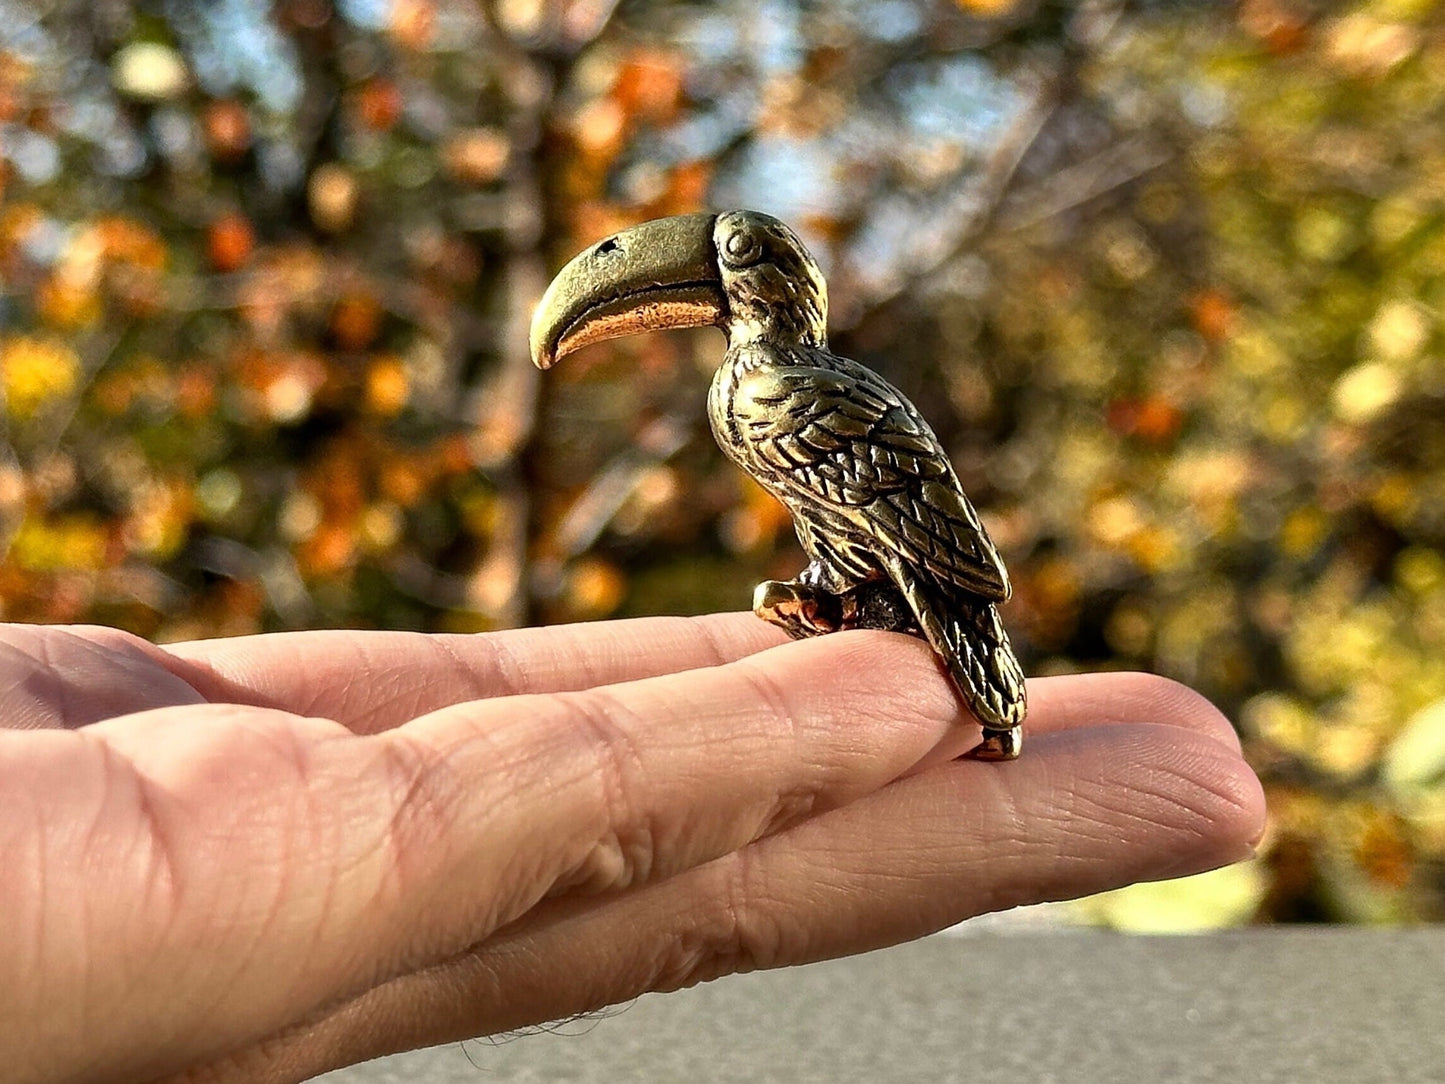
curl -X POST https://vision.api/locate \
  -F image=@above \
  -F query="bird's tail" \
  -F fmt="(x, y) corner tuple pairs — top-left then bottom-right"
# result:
(890, 562), (1026, 729)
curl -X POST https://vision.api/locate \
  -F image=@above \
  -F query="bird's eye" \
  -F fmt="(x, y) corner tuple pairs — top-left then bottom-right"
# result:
(722, 229), (764, 268)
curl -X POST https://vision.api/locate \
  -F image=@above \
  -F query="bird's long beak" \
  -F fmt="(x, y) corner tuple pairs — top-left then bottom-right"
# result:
(530, 212), (725, 370)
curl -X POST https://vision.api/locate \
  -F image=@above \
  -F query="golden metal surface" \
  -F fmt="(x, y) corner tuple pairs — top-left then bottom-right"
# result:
(530, 211), (1027, 755)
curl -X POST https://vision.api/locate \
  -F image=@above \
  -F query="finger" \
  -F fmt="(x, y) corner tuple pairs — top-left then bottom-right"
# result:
(1026, 671), (1242, 752)
(0, 624), (207, 730)
(173, 684), (1264, 1083)
(902, 669), (1242, 774)
(32, 630), (965, 1083)
(471, 724), (1264, 1029)
(160, 613), (789, 733)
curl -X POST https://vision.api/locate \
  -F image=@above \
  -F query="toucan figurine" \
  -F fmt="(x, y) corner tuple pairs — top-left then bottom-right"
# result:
(530, 211), (1026, 759)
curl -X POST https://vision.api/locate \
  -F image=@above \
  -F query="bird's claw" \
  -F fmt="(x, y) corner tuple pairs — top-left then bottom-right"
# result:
(966, 725), (1023, 761)
(754, 580), (844, 639)
(754, 577), (920, 640)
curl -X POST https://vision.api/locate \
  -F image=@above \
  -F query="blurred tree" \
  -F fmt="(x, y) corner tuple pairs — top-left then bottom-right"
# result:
(2, 0), (1444, 922)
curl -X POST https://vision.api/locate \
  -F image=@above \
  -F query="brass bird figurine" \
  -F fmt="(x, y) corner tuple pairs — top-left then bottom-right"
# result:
(530, 211), (1026, 759)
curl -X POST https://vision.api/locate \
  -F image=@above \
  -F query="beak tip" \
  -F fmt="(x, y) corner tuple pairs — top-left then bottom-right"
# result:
(528, 313), (557, 369)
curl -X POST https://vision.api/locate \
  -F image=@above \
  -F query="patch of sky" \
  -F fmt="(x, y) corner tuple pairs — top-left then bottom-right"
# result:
(833, 0), (922, 43)
(889, 54), (1018, 146)
(656, 95), (753, 162)
(337, 0), (391, 31)
(849, 194), (921, 294)
(0, 1), (49, 53)
(258, 140), (305, 191)
(95, 126), (148, 178)
(677, 10), (738, 65)
(680, 0), (802, 72)
(713, 134), (841, 221)
(165, 0), (303, 113)
(16, 211), (65, 265)
(59, 96), (118, 142)
(150, 106), (198, 160)
(4, 125), (60, 184)
(1180, 78), (1229, 128)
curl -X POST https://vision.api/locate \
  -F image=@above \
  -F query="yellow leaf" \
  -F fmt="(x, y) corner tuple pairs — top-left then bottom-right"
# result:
(1074, 861), (1267, 932)
(955, 0), (1019, 15)
(12, 514), (109, 571)
(0, 336), (80, 419)
(1384, 699), (1445, 793)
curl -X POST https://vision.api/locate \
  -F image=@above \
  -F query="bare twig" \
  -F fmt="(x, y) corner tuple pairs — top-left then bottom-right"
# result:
(850, 73), (1059, 312)
(995, 134), (1172, 233)
(550, 413), (693, 559)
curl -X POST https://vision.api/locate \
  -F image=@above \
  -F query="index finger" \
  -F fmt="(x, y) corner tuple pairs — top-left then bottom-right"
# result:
(162, 613), (789, 734)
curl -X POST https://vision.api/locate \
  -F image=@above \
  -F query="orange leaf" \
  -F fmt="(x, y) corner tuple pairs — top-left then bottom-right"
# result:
(1190, 288), (1236, 343)
(389, 0), (435, 50)
(207, 212), (255, 272)
(355, 78), (403, 132)
(365, 355), (409, 415)
(613, 49), (684, 125)
(202, 100), (252, 163)
(331, 293), (383, 351)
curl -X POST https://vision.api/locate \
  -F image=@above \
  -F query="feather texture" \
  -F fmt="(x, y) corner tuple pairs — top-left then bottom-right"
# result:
(711, 343), (1026, 728)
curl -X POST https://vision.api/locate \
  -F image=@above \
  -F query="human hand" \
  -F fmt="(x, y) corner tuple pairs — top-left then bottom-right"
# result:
(0, 615), (1263, 1083)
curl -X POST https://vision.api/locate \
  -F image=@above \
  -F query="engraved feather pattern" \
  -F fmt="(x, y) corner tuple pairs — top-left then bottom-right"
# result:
(712, 345), (1026, 728)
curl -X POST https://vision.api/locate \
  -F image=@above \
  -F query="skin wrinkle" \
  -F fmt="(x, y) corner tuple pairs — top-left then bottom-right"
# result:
(372, 728), (476, 943)
(554, 626), (603, 692)
(373, 703), (609, 971)
(70, 742), (179, 1082)
(98, 711), (365, 1078)
(36, 634), (68, 728)
(676, 614), (740, 672)
(184, 743), (314, 1051)
(305, 639), (373, 728)
(1121, 750), (1259, 879)
(1072, 730), (1250, 846)
(73, 738), (183, 1059)
(286, 735), (367, 1011)
(430, 635), (508, 704)
(734, 657), (831, 840)
(667, 654), (823, 859)
(550, 685), (656, 894)
(369, 637), (957, 987)
(698, 838), (786, 986)
(334, 639), (477, 737)
(166, 722), (447, 1082)
(0, 638), (61, 729)
(10, 628), (205, 728)
(7, 749), (63, 1079)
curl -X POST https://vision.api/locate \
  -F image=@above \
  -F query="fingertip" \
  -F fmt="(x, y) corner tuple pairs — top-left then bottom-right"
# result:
(1027, 671), (1243, 753)
(1104, 723), (1267, 878)
(1184, 732), (1268, 864)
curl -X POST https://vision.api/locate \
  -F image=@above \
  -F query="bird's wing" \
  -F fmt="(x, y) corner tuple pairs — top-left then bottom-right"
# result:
(732, 361), (1011, 601)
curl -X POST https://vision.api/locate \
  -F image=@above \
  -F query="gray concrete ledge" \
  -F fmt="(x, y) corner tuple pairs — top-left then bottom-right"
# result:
(317, 928), (1445, 1083)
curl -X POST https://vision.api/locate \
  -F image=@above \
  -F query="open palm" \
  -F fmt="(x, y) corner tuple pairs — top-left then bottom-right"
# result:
(0, 615), (1263, 1083)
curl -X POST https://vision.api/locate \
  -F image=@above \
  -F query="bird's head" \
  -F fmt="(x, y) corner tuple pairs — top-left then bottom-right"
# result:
(529, 210), (828, 370)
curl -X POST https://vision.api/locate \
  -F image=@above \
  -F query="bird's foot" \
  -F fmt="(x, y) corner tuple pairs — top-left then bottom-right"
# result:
(841, 579), (920, 636)
(966, 725), (1023, 761)
(754, 577), (921, 640)
(754, 580), (845, 639)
